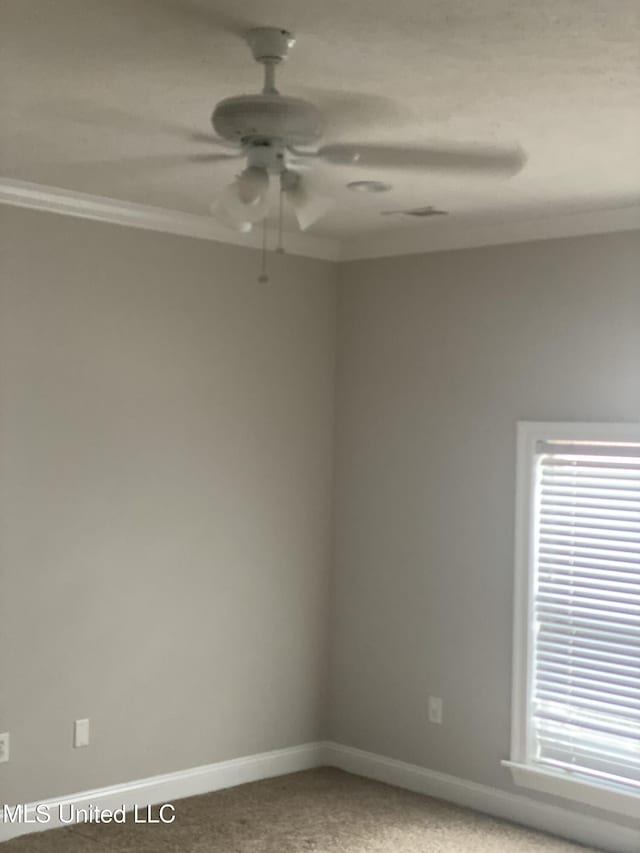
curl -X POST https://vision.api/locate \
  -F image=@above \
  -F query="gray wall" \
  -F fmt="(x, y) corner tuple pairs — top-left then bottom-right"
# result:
(2, 207), (639, 828)
(0, 206), (337, 804)
(329, 231), (640, 824)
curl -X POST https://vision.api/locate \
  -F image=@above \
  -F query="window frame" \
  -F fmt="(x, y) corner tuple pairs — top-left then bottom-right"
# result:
(503, 421), (640, 818)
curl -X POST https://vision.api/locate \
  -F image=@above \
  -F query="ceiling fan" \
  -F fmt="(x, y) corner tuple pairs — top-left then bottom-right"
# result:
(205, 27), (527, 235)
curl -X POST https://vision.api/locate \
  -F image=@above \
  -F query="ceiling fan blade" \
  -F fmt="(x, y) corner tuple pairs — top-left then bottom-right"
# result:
(186, 152), (243, 163)
(37, 99), (243, 150)
(189, 131), (242, 150)
(44, 152), (242, 177)
(120, 152), (241, 166)
(317, 142), (527, 176)
(293, 88), (415, 139)
(40, 100), (196, 140)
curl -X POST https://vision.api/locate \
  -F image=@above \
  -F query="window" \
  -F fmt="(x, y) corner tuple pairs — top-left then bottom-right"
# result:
(504, 422), (640, 817)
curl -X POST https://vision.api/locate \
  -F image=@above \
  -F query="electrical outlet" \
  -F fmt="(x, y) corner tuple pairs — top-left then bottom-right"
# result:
(428, 696), (443, 725)
(74, 719), (90, 748)
(0, 732), (9, 763)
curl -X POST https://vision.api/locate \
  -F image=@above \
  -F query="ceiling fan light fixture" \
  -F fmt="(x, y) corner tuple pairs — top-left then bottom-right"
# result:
(281, 172), (334, 231)
(209, 200), (253, 232)
(216, 170), (270, 225)
(236, 165), (270, 204)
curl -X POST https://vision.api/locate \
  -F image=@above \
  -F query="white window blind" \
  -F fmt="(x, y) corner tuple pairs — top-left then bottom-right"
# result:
(531, 440), (640, 789)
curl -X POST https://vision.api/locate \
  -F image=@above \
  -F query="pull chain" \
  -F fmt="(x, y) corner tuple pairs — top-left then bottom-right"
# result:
(258, 217), (269, 283)
(276, 186), (285, 254)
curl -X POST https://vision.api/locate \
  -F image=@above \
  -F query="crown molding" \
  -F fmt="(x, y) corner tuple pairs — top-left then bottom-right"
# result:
(0, 177), (341, 262)
(1, 177), (638, 263)
(339, 203), (640, 261)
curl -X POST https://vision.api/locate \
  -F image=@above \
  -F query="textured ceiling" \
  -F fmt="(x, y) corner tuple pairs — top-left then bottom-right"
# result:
(1, 0), (639, 239)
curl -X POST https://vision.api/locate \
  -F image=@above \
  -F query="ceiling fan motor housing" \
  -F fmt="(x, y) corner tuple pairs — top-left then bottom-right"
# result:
(212, 94), (323, 148)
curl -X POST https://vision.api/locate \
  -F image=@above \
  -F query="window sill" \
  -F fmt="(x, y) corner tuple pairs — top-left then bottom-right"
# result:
(502, 761), (640, 819)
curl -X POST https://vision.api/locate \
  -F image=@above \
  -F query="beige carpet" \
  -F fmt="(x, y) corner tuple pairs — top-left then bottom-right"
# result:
(1, 768), (598, 852)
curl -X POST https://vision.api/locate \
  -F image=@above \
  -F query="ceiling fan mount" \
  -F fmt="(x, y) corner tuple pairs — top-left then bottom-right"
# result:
(245, 27), (296, 65)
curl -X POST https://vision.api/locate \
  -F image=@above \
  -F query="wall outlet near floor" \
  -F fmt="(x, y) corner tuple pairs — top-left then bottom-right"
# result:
(0, 732), (9, 763)
(428, 696), (443, 725)
(74, 718), (90, 748)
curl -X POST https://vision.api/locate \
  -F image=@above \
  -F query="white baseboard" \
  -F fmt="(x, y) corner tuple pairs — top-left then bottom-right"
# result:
(0, 741), (325, 843)
(2, 741), (637, 851)
(324, 742), (639, 853)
